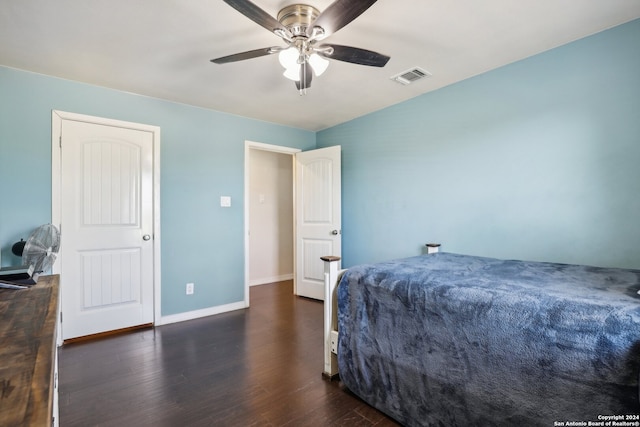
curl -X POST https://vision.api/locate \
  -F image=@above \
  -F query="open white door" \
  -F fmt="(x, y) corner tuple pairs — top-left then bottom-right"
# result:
(56, 114), (158, 340)
(295, 146), (341, 300)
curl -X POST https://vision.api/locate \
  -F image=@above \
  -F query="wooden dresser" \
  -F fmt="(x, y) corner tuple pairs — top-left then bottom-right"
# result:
(0, 275), (60, 426)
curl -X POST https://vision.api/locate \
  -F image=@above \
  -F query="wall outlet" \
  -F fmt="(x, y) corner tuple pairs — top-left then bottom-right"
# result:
(186, 282), (194, 295)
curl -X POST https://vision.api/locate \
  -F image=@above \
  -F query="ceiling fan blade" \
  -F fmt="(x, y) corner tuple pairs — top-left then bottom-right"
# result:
(224, 0), (292, 39)
(307, 0), (378, 39)
(211, 47), (277, 64)
(319, 44), (390, 67)
(296, 63), (313, 90)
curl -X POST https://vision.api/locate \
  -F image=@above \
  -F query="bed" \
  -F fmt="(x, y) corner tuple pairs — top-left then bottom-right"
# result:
(321, 250), (640, 426)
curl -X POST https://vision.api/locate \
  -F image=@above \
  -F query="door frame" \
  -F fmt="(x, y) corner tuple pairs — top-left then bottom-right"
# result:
(51, 110), (162, 338)
(244, 141), (300, 307)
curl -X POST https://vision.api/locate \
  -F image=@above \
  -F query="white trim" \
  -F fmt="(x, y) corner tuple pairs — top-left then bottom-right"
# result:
(244, 141), (300, 308)
(51, 110), (162, 336)
(157, 301), (245, 326)
(246, 140), (302, 155)
(249, 273), (294, 287)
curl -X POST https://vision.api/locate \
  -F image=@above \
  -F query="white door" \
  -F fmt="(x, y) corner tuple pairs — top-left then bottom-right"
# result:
(59, 118), (156, 340)
(295, 146), (341, 300)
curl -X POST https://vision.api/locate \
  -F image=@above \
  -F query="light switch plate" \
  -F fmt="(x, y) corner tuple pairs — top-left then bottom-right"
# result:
(220, 196), (231, 207)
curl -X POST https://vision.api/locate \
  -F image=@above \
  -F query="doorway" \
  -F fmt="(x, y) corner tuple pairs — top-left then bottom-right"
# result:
(244, 141), (299, 307)
(248, 149), (294, 286)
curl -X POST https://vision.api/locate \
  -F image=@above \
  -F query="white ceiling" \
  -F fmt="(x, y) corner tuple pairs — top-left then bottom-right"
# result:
(1, 0), (639, 131)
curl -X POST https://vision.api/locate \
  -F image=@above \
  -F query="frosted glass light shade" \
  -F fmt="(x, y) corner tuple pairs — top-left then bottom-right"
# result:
(278, 47), (298, 69)
(283, 65), (300, 81)
(308, 53), (329, 76)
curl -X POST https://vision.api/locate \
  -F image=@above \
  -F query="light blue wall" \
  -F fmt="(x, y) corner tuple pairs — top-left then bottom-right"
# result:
(0, 67), (315, 315)
(318, 19), (640, 270)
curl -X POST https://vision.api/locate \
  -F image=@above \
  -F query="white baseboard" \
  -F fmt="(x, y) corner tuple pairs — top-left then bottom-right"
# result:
(157, 301), (246, 326)
(249, 273), (293, 287)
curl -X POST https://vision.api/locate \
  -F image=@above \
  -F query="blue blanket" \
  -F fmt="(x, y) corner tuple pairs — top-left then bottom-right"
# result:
(337, 253), (640, 426)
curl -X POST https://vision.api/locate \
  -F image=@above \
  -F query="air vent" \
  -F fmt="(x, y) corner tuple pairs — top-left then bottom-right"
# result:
(390, 67), (431, 85)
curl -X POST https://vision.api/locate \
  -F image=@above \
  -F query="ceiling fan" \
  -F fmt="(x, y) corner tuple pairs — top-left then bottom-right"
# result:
(211, 0), (390, 94)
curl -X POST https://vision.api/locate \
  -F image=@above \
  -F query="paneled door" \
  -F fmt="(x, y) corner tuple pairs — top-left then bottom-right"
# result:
(295, 146), (341, 300)
(57, 115), (157, 340)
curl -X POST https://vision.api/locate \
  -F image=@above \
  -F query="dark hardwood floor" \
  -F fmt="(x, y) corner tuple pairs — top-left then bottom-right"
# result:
(58, 280), (400, 426)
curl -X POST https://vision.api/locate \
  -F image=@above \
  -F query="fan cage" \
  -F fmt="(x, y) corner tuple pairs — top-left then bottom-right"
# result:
(22, 224), (61, 274)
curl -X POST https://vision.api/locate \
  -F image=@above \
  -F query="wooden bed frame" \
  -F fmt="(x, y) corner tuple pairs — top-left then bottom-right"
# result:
(321, 244), (441, 379)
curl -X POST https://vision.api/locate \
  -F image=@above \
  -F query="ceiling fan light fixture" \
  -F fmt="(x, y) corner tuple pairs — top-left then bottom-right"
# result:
(212, 0), (390, 94)
(308, 53), (329, 76)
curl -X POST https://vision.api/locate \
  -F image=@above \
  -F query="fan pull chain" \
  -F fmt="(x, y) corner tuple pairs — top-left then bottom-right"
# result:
(299, 62), (307, 96)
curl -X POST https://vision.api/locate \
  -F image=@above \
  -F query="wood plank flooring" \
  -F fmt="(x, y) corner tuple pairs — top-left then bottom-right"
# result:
(58, 281), (400, 426)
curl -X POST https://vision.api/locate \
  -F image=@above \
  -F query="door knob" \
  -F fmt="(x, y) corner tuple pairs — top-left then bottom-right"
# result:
(331, 230), (339, 235)
(143, 234), (151, 241)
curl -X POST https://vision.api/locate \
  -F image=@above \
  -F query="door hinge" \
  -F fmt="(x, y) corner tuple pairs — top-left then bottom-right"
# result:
(60, 312), (63, 323)
(59, 135), (62, 148)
